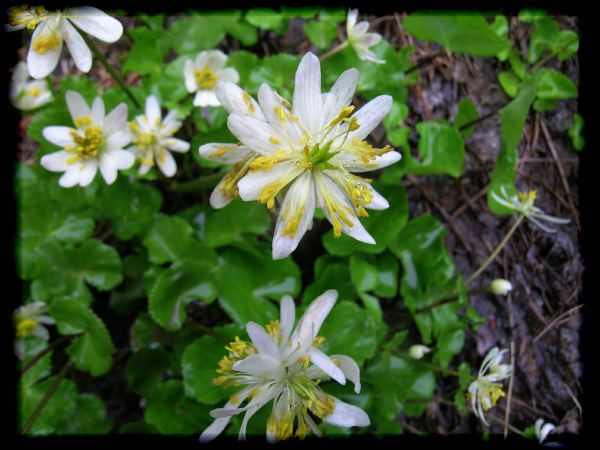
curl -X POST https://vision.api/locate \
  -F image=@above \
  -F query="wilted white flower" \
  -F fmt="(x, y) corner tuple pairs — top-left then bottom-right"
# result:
(534, 418), (556, 444)
(467, 347), (512, 426)
(10, 61), (53, 110)
(129, 95), (190, 177)
(491, 186), (570, 233)
(184, 50), (240, 107)
(14, 301), (55, 360)
(408, 344), (431, 360)
(7, 5), (123, 79)
(40, 90), (134, 187)
(200, 290), (369, 442)
(346, 9), (385, 64)
(490, 279), (513, 296)
(207, 52), (400, 259)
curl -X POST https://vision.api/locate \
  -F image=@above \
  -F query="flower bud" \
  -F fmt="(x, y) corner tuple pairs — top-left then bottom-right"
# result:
(490, 279), (513, 296)
(409, 344), (431, 360)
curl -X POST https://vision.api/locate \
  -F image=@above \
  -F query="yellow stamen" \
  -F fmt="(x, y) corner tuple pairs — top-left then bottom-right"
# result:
(16, 318), (37, 338)
(248, 150), (285, 172)
(74, 116), (93, 128)
(269, 136), (281, 144)
(195, 66), (218, 89)
(31, 30), (61, 55)
(242, 91), (255, 113)
(27, 86), (41, 97)
(65, 125), (103, 163)
(312, 336), (326, 347)
(266, 320), (281, 344)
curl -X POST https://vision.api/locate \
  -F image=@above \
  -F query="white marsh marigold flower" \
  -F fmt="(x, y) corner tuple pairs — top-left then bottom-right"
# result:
(467, 347), (512, 426)
(7, 5), (123, 79)
(40, 90), (134, 187)
(200, 290), (369, 441)
(202, 52), (400, 259)
(346, 9), (385, 64)
(14, 301), (55, 360)
(129, 95), (190, 177)
(10, 61), (53, 110)
(184, 50), (240, 107)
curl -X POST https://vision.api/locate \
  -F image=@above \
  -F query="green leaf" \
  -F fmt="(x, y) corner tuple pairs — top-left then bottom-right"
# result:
(322, 185), (409, 256)
(49, 299), (115, 376)
(248, 54), (300, 98)
(144, 380), (212, 434)
(245, 8), (282, 30)
(122, 27), (171, 75)
(227, 51), (259, 87)
(527, 17), (559, 63)
(508, 50), (527, 80)
(57, 393), (112, 434)
(203, 199), (271, 248)
(142, 214), (195, 264)
(303, 255), (357, 305)
(518, 9), (548, 23)
(453, 98), (479, 137)
(498, 71), (520, 98)
(168, 15), (237, 54)
(555, 30), (579, 60)
(125, 348), (175, 397)
(535, 68), (577, 100)
(304, 12), (343, 49)
(490, 15), (511, 60)
(403, 13), (509, 56)
(349, 254), (379, 293)
(226, 20), (258, 46)
(532, 98), (557, 112)
(319, 301), (379, 365)
(148, 259), (218, 331)
(568, 113), (585, 151)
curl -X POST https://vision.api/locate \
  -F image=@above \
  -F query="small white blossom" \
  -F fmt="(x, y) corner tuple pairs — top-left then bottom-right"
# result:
(467, 347), (512, 426)
(491, 186), (570, 233)
(184, 50), (240, 107)
(40, 90), (134, 187)
(129, 95), (190, 177)
(10, 61), (53, 110)
(7, 6), (123, 79)
(202, 52), (400, 259)
(408, 344), (431, 360)
(14, 301), (55, 360)
(200, 290), (369, 442)
(346, 9), (385, 64)
(490, 279), (513, 296)
(534, 418), (556, 444)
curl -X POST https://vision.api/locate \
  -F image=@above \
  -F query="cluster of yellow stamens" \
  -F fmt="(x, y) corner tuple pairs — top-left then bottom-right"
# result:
(27, 86), (42, 97)
(213, 337), (257, 387)
(218, 156), (255, 198)
(65, 117), (103, 164)
(16, 318), (37, 338)
(195, 66), (218, 89)
(9, 5), (46, 30)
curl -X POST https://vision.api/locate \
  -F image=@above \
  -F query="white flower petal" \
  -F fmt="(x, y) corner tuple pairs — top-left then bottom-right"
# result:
(237, 161), (300, 201)
(257, 83), (304, 143)
(156, 150), (176, 177)
(199, 388), (253, 442)
(209, 185), (234, 209)
(215, 81), (264, 119)
(67, 7), (123, 43)
(105, 130), (132, 150)
(216, 67), (240, 83)
(337, 149), (401, 173)
(194, 51), (209, 69)
(362, 182), (389, 210)
(65, 90), (90, 122)
(42, 126), (75, 147)
(98, 156), (117, 185)
(279, 295), (296, 345)
(27, 18), (63, 79)
(103, 103), (128, 135)
(205, 50), (227, 70)
(32, 325), (49, 341)
(348, 95), (392, 141)
(77, 159), (98, 186)
(62, 20), (92, 73)
(232, 354), (283, 378)
(292, 52), (323, 133)
(347, 9), (358, 29)
(90, 97), (105, 125)
(105, 148), (135, 169)
(321, 68), (359, 126)
(309, 348), (346, 385)
(330, 355), (361, 393)
(40, 150), (72, 172)
(246, 322), (280, 359)
(193, 90), (220, 107)
(59, 165), (82, 188)
(325, 398), (370, 428)
(294, 289), (337, 346)
(227, 112), (284, 156)
(184, 59), (197, 92)
(145, 95), (161, 125)
(199, 143), (250, 164)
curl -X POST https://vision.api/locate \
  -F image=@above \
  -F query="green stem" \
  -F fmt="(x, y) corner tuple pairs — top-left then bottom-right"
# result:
(189, 321), (230, 343)
(465, 215), (524, 286)
(170, 173), (222, 193)
(531, 53), (555, 71)
(18, 334), (80, 377)
(69, 20), (141, 109)
(487, 413), (524, 435)
(319, 41), (348, 62)
(396, 353), (465, 379)
(21, 360), (73, 435)
(415, 287), (489, 314)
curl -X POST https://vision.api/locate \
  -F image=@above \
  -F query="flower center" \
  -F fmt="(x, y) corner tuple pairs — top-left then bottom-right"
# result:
(479, 381), (505, 411)
(195, 66), (218, 89)
(9, 6), (46, 29)
(16, 318), (37, 338)
(27, 86), (42, 97)
(66, 124), (103, 163)
(32, 29), (61, 55)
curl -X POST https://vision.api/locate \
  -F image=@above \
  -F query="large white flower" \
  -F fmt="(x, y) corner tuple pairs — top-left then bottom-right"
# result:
(467, 347), (512, 426)
(209, 52), (400, 259)
(14, 301), (55, 360)
(7, 5), (123, 79)
(346, 9), (385, 64)
(129, 95), (190, 177)
(184, 50), (240, 107)
(40, 90), (134, 188)
(200, 290), (369, 442)
(10, 61), (53, 110)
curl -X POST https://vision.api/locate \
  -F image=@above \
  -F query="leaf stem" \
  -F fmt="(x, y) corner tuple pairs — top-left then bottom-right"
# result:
(18, 334), (80, 378)
(319, 41), (348, 62)
(415, 287), (489, 314)
(69, 20), (141, 109)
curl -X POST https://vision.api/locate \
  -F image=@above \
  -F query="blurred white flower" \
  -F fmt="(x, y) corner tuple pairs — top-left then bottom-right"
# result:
(184, 50), (240, 107)
(467, 347), (512, 426)
(10, 61), (53, 110)
(346, 9), (385, 64)
(534, 418), (556, 444)
(7, 5), (123, 79)
(211, 52), (400, 259)
(200, 290), (369, 442)
(129, 95), (190, 177)
(40, 90), (134, 187)
(14, 301), (55, 360)
(490, 279), (513, 296)
(491, 186), (570, 233)
(408, 344), (431, 360)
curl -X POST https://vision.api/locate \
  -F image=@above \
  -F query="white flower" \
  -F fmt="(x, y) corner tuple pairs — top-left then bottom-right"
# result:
(14, 301), (55, 360)
(184, 50), (240, 107)
(129, 95), (190, 177)
(491, 186), (570, 233)
(200, 290), (370, 442)
(408, 344), (431, 360)
(208, 52), (400, 259)
(40, 90), (134, 187)
(467, 347), (512, 426)
(346, 9), (385, 64)
(534, 418), (556, 444)
(10, 61), (53, 110)
(7, 6), (123, 79)
(490, 279), (513, 296)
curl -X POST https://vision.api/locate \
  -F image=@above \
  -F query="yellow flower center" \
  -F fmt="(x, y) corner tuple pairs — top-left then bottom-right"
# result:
(27, 86), (42, 97)
(65, 124), (103, 163)
(9, 6), (46, 29)
(31, 30), (61, 55)
(195, 66), (218, 89)
(16, 318), (37, 338)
